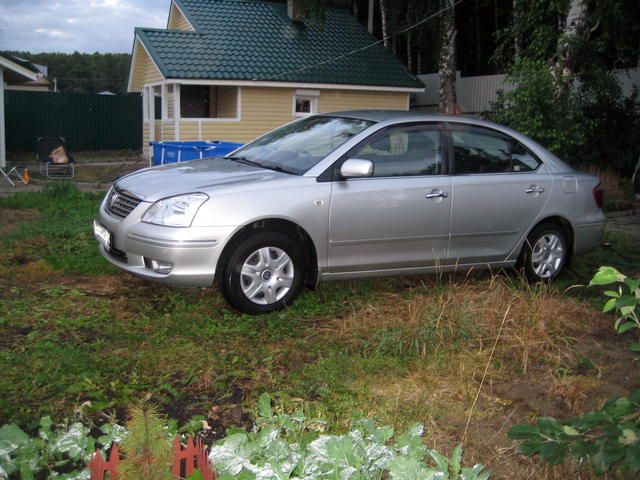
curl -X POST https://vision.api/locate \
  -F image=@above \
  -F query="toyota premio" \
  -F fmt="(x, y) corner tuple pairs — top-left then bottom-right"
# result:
(94, 112), (606, 314)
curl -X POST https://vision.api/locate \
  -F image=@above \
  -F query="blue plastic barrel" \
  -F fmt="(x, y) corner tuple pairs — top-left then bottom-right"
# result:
(149, 140), (243, 166)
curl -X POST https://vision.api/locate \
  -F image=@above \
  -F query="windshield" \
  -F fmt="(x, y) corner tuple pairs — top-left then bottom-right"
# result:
(228, 116), (375, 175)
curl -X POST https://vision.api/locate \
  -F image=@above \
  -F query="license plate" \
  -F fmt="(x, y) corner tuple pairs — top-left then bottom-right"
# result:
(93, 220), (111, 250)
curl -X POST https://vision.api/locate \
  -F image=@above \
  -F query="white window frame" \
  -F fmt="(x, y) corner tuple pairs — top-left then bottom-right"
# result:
(293, 89), (319, 117)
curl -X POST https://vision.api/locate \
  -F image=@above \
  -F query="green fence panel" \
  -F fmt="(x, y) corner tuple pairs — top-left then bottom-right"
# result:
(5, 91), (142, 152)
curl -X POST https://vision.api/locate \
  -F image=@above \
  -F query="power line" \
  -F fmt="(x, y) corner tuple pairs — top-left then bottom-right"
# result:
(272, 0), (465, 79)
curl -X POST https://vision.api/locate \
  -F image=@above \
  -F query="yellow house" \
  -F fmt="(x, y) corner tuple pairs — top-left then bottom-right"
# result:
(128, 0), (424, 156)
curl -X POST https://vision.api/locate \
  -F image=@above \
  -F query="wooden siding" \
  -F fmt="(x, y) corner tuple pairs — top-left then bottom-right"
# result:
(216, 86), (238, 118)
(130, 39), (164, 91)
(180, 120), (200, 141)
(162, 120), (175, 141)
(168, 3), (194, 31)
(318, 90), (407, 112)
(167, 87), (175, 118)
(143, 122), (150, 155)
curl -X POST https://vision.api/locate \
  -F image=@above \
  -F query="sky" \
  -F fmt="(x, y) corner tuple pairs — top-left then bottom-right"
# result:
(0, 0), (170, 54)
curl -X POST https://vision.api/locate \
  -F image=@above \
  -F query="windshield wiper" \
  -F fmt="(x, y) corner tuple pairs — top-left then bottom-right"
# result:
(259, 164), (296, 175)
(228, 156), (296, 175)
(227, 155), (263, 168)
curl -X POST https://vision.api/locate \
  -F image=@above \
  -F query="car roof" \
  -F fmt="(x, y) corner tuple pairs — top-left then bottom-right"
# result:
(320, 110), (499, 127)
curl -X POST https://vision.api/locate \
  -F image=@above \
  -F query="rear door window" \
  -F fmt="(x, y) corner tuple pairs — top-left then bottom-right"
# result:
(511, 141), (542, 172)
(451, 126), (541, 174)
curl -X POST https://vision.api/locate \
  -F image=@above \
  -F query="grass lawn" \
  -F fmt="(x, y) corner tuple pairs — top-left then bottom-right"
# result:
(1, 183), (638, 479)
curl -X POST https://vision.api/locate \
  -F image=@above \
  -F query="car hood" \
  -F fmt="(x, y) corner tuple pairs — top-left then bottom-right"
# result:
(115, 158), (289, 202)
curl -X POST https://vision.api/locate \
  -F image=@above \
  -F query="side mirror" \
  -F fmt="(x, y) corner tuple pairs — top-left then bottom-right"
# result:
(340, 158), (374, 178)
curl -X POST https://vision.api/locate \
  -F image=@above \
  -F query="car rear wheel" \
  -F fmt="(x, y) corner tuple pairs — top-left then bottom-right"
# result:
(219, 231), (305, 314)
(520, 223), (568, 282)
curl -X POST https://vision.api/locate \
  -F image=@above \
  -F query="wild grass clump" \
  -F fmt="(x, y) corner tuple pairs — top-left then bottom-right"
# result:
(332, 275), (593, 375)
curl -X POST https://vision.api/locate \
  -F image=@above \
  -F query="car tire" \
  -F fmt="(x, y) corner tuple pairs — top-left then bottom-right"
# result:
(519, 223), (568, 282)
(219, 231), (305, 314)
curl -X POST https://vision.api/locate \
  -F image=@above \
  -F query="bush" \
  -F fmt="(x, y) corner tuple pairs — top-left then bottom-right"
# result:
(486, 59), (640, 175)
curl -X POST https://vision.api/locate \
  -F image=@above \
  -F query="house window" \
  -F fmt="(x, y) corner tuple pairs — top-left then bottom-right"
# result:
(293, 90), (319, 117)
(180, 85), (239, 119)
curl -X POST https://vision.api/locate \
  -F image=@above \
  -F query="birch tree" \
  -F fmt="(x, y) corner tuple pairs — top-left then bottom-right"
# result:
(379, 0), (389, 47)
(438, 0), (457, 113)
(552, 0), (588, 94)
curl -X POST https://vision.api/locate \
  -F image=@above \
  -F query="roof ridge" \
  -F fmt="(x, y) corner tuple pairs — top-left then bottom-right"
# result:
(136, 26), (197, 34)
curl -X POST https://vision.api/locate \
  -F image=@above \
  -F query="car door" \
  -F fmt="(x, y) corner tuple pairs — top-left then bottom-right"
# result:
(328, 123), (452, 273)
(447, 124), (551, 264)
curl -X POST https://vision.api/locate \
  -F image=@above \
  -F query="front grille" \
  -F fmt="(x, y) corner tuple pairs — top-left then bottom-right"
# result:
(106, 186), (142, 219)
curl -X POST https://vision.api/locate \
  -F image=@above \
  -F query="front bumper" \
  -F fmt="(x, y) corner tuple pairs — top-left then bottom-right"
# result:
(95, 201), (236, 287)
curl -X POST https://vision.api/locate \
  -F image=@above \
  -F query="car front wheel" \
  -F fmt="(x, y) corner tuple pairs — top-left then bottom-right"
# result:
(520, 223), (568, 282)
(219, 231), (305, 314)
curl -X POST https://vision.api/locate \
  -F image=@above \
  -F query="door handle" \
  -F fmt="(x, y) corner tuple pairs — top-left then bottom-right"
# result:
(525, 185), (545, 194)
(425, 192), (449, 199)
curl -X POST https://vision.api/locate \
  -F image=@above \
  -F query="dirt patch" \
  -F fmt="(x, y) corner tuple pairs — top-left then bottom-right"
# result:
(0, 208), (39, 236)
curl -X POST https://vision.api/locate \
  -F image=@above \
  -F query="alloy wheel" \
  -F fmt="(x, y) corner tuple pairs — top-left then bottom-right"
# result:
(530, 233), (564, 279)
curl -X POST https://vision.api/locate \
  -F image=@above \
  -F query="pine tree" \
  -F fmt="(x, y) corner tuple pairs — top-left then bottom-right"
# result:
(118, 405), (172, 480)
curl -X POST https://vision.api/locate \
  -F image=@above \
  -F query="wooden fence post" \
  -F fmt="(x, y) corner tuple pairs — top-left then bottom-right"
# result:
(89, 444), (120, 480)
(171, 435), (217, 480)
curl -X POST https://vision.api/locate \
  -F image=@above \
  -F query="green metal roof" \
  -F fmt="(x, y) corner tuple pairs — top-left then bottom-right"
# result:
(135, 0), (424, 89)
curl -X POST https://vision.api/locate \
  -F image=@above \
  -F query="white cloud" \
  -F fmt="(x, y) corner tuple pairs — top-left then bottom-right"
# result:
(35, 28), (73, 39)
(0, 0), (170, 53)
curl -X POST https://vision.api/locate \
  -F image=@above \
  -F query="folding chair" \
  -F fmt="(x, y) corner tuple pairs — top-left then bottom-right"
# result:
(37, 137), (76, 179)
(0, 165), (28, 187)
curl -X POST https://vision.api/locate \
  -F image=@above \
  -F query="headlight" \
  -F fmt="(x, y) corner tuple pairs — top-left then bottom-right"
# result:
(142, 193), (209, 227)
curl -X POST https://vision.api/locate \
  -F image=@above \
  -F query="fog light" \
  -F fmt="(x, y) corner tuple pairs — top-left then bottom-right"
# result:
(150, 259), (173, 274)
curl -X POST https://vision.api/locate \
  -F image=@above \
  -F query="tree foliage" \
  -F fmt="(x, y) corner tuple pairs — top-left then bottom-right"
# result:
(487, 0), (640, 173)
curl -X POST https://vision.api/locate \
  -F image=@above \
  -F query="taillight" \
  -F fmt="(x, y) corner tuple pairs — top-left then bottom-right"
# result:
(593, 183), (604, 209)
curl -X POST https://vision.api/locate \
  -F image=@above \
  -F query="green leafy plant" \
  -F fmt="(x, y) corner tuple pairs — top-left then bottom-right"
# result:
(0, 402), (490, 479)
(210, 393), (490, 480)
(508, 267), (640, 475)
(0, 416), (123, 480)
(590, 266), (640, 352)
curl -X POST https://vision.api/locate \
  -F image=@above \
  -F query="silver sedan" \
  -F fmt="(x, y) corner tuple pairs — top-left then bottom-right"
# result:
(94, 111), (606, 314)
